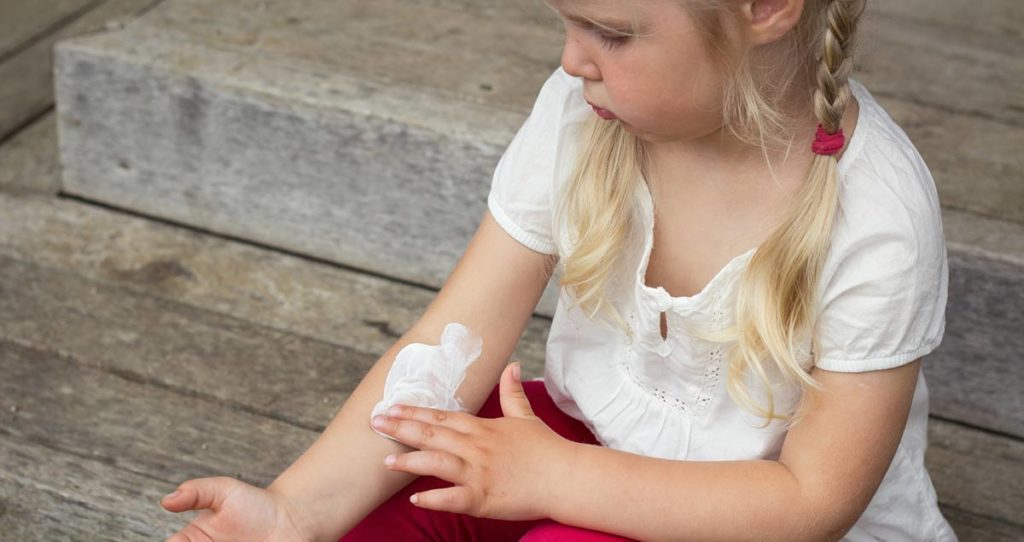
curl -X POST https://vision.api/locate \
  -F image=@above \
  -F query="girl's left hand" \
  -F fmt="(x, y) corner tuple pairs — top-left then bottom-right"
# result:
(370, 362), (575, 521)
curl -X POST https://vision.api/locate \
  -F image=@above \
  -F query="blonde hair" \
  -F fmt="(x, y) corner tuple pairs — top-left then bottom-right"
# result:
(551, 0), (868, 429)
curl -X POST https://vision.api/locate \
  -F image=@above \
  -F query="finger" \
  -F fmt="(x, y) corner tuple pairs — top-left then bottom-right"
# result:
(160, 476), (236, 513)
(410, 485), (477, 516)
(386, 404), (477, 434)
(385, 449), (469, 485)
(374, 416), (467, 453)
(499, 362), (537, 419)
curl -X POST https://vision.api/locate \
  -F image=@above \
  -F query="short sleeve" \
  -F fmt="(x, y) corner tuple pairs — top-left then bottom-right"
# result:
(486, 67), (580, 256)
(813, 165), (949, 372)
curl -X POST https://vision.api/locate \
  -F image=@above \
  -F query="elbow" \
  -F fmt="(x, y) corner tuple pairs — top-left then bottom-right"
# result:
(792, 492), (866, 542)
(783, 474), (870, 542)
(783, 513), (855, 542)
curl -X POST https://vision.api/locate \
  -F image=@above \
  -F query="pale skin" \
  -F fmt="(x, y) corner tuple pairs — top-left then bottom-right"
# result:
(374, 0), (922, 540)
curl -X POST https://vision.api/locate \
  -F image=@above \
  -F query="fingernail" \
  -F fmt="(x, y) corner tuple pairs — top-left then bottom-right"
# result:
(513, 362), (521, 381)
(163, 489), (181, 500)
(372, 416), (387, 429)
(384, 454), (396, 466)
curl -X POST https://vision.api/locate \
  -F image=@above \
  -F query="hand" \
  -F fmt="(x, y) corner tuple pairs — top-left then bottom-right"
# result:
(371, 362), (575, 521)
(159, 476), (315, 542)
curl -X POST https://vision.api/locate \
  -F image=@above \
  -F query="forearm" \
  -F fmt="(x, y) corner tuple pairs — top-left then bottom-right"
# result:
(266, 340), (419, 542)
(550, 443), (819, 542)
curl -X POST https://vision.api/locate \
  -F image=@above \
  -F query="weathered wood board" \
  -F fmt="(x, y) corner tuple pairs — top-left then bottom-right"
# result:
(0, 0), (160, 139)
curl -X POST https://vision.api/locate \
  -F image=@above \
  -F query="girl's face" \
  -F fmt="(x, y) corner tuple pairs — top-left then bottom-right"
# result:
(548, 0), (733, 148)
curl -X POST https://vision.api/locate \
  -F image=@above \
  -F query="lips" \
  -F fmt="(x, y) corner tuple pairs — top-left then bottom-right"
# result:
(587, 101), (617, 120)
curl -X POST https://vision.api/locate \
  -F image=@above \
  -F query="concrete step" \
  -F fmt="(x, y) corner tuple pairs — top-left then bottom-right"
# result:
(53, 0), (568, 315)
(50, 0), (1023, 319)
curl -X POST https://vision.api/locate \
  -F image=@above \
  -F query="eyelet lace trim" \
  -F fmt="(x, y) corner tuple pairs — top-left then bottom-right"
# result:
(621, 291), (729, 417)
(622, 340), (690, 414)
(694, 292), (727, 416)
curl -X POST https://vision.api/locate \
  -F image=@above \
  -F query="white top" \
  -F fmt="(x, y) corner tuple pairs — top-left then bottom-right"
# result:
(487, 66), (957, 541)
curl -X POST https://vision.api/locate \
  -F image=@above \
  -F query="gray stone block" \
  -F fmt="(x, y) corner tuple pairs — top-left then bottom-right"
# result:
(54, 0), (566, 315)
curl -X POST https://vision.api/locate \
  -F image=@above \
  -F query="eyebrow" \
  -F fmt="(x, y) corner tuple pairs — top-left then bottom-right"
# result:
(544, 1), (638, 32)
(563, 12), (635, 31)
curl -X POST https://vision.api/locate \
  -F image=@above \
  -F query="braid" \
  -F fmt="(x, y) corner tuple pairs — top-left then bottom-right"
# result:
(812, 0), (867, 134)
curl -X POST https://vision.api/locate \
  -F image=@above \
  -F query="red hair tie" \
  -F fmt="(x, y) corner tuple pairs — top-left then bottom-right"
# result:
(812, 124), (845, 156)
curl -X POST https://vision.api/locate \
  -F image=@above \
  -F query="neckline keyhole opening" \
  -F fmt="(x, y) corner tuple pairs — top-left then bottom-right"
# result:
(659, 310), (669, 342)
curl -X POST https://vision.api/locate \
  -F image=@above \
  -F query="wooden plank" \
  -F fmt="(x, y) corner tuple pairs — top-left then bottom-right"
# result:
(875, 94), (1023, 224)
(0, 109), (61, 194)
(928, 250), (1024, 437)
(855, 15), (1024, 127)
(943, 205), (1024, 268)
(0, 192), (552, 376)
(0, 433), (181, 541)
(0, 0), (95, 58)
(0, 0), (160, 139)
(0, 338), (320, 495)
(939, 504), (1024, 542)
(0, 252), (379, 431)
(872, 0), (1023, 43)
(928, 417), (1024, 532)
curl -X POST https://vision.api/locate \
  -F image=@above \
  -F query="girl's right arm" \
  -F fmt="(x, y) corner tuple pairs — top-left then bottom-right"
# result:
(266, 208), (558, 541)
(272, 209), (557, 536)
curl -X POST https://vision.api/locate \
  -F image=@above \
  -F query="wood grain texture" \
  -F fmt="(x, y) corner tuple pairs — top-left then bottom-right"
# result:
(0, 191), (551, 376)
(0, 337), (318, 494)
(0, 251), (379, 432)
(0, 0), (159, 139)
(0, 0), (95, 58)
(0, 434), (181, 541)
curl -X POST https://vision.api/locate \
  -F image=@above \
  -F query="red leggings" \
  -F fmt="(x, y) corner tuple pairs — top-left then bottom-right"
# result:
(339, 378), (637, 541)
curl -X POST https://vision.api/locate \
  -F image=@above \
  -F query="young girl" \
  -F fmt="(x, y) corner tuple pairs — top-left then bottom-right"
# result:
(159, 0), (957, 540)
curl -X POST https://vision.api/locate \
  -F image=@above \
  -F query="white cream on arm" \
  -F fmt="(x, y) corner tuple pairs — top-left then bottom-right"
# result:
(370, 322), (484, 442)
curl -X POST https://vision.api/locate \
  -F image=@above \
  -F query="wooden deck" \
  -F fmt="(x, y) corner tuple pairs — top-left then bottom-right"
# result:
(0, 0), (1021, 540)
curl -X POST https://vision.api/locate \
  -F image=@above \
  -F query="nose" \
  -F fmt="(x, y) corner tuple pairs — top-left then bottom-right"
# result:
(560, 32), (601, 81)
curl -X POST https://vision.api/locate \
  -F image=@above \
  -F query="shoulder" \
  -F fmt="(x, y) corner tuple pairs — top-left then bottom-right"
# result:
(811, 81), (949, 370)
(825, 78), (946, 278)
(485, 67), (592, 255)
(815, 79), (949, 333)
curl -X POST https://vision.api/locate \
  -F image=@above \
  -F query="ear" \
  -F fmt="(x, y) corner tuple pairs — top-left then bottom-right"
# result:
(741, 0), (805, 45)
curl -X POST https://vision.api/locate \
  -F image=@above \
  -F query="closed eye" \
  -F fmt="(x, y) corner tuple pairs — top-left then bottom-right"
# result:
(561, 18), (632, 51)
(596, 31), (629, 50)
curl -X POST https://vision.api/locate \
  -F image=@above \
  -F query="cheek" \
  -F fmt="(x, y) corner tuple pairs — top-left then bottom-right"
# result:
(640, 72), (726, 137)
(615, 82), (710, 134)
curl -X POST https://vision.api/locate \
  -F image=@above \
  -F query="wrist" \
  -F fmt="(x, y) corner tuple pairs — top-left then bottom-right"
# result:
(267, 481), (325, 542)
(543, 439), (579, 522)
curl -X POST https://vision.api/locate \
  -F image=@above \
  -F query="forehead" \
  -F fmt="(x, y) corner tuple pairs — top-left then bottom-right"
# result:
(546, 0), (648, 25)
(545, 0), (686, 33)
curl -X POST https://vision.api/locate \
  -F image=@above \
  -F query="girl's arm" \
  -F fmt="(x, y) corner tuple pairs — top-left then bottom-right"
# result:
(267, 210), (558, 541)
(542, 359), (922, 541)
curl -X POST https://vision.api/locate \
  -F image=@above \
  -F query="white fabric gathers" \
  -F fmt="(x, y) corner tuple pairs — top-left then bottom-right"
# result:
(370, 322), (483, 443)
(487, 66), (957, 541)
